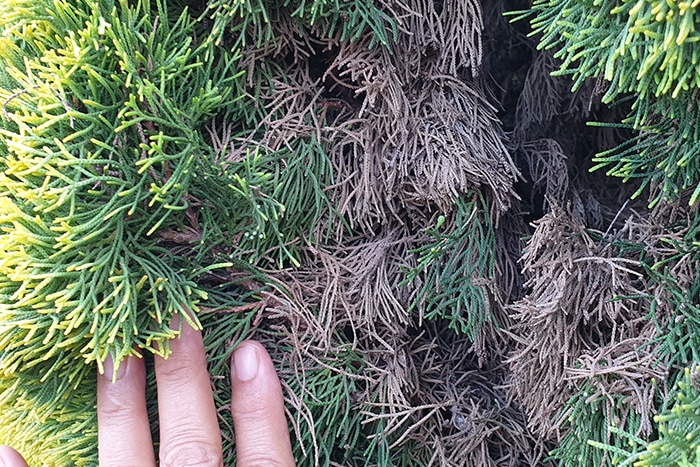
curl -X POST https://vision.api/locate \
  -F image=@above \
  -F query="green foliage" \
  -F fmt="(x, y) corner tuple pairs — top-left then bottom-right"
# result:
(646, 218), (700, 367)
(186, 142), (336, 269)
(590, 96), (700, 204)
(404, 193), (498, 340)
(200, 150), (300, 268)
(283, 344), (371, 465)
(550, 388), (648, 467)
(517, 0), (700, 205)
(592, 93), (700, 206)
(206, 0), (398, 49)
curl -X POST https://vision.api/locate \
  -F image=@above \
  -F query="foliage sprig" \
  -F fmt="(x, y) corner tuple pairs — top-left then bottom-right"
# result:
(516, 0), (700, 206)
(403, 193), (498, 340)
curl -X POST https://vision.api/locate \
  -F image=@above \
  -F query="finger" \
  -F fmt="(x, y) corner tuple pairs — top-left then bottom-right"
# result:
(97, 355), (156, 467)
(230, 341), (295, 467)
(155, 319), (223, 467)
(0, 446), (29, 467)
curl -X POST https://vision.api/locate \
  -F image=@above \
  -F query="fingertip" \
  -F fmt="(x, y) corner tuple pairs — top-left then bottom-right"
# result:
(154, 318), (222, 467)
(100, 353), (128, 382)
(0, 446), (29, 467)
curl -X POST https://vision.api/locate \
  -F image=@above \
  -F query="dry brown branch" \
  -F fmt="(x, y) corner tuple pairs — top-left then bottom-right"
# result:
(507, 203), (664, 438)
(390, 323), (552, 466)
(404, 0), (483, 77)
(519, 139), (570, 210)
(515, 51), (565, 138)
(327, 65), (519, 228)
(513, 49), (596, 144)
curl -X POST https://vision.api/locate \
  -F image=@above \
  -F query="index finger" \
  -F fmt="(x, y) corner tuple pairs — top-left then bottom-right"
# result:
(230, 341), (295, 466)
(154, 317), (223, 467)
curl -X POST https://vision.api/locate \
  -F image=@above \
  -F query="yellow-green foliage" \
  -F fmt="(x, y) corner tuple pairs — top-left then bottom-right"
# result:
(0, 372), (97, 466)
(0, 0), (247, 461)
(589, 367), (700, 466)
(524, 0), (700, 101)
(518, 0), (700, 205)
(0, 0), (234, 372)
(638, 368), (700, 466)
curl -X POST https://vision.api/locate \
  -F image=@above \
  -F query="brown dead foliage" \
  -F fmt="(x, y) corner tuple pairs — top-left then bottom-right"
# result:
(401, 323), (551, 466)
(507, 203), (666, 440)
(250, 270), (551, 465)
(206, 0), (696, 463)
(226, 0), (518, 233)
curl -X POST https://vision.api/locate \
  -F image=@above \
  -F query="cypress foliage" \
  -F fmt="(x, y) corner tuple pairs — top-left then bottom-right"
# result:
(513, 1), (700, 465)
(404, 193), (498, 340)
(519, 0), (700, 205)
(0, 0), (523, 464)
(3, 0), (700, 465)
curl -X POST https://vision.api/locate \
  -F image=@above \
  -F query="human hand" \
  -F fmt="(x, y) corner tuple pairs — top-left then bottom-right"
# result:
(0, 322), (295, 466)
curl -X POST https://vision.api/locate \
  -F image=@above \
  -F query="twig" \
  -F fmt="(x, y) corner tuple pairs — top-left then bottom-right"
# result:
(2, 88), (35, 121)
(601, 199), (629, 243)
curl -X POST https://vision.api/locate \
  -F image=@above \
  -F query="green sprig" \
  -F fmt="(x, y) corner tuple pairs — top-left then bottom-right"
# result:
(403, 193), (498, 340)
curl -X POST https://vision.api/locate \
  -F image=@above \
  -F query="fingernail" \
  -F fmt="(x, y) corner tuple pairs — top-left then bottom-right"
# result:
(232, 343), (259, 382)
(102, 355), (127, 382)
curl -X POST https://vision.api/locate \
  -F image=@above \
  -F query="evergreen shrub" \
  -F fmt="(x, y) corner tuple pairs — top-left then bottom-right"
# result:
(2, 0), (700, 465)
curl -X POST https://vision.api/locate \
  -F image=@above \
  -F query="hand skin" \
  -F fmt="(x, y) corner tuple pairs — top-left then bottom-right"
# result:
(0, 321), (295, 467)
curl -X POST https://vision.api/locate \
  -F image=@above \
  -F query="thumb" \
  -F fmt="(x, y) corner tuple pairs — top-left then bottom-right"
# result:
(230, 341), (295, 467)
(0, 446), (29, 467)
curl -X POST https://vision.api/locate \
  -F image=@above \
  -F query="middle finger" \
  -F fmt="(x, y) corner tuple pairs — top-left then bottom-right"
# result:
(154, 317), (223, 467)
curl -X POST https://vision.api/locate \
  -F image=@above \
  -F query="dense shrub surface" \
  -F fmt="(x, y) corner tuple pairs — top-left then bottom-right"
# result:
(1, 0), (699, 465)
